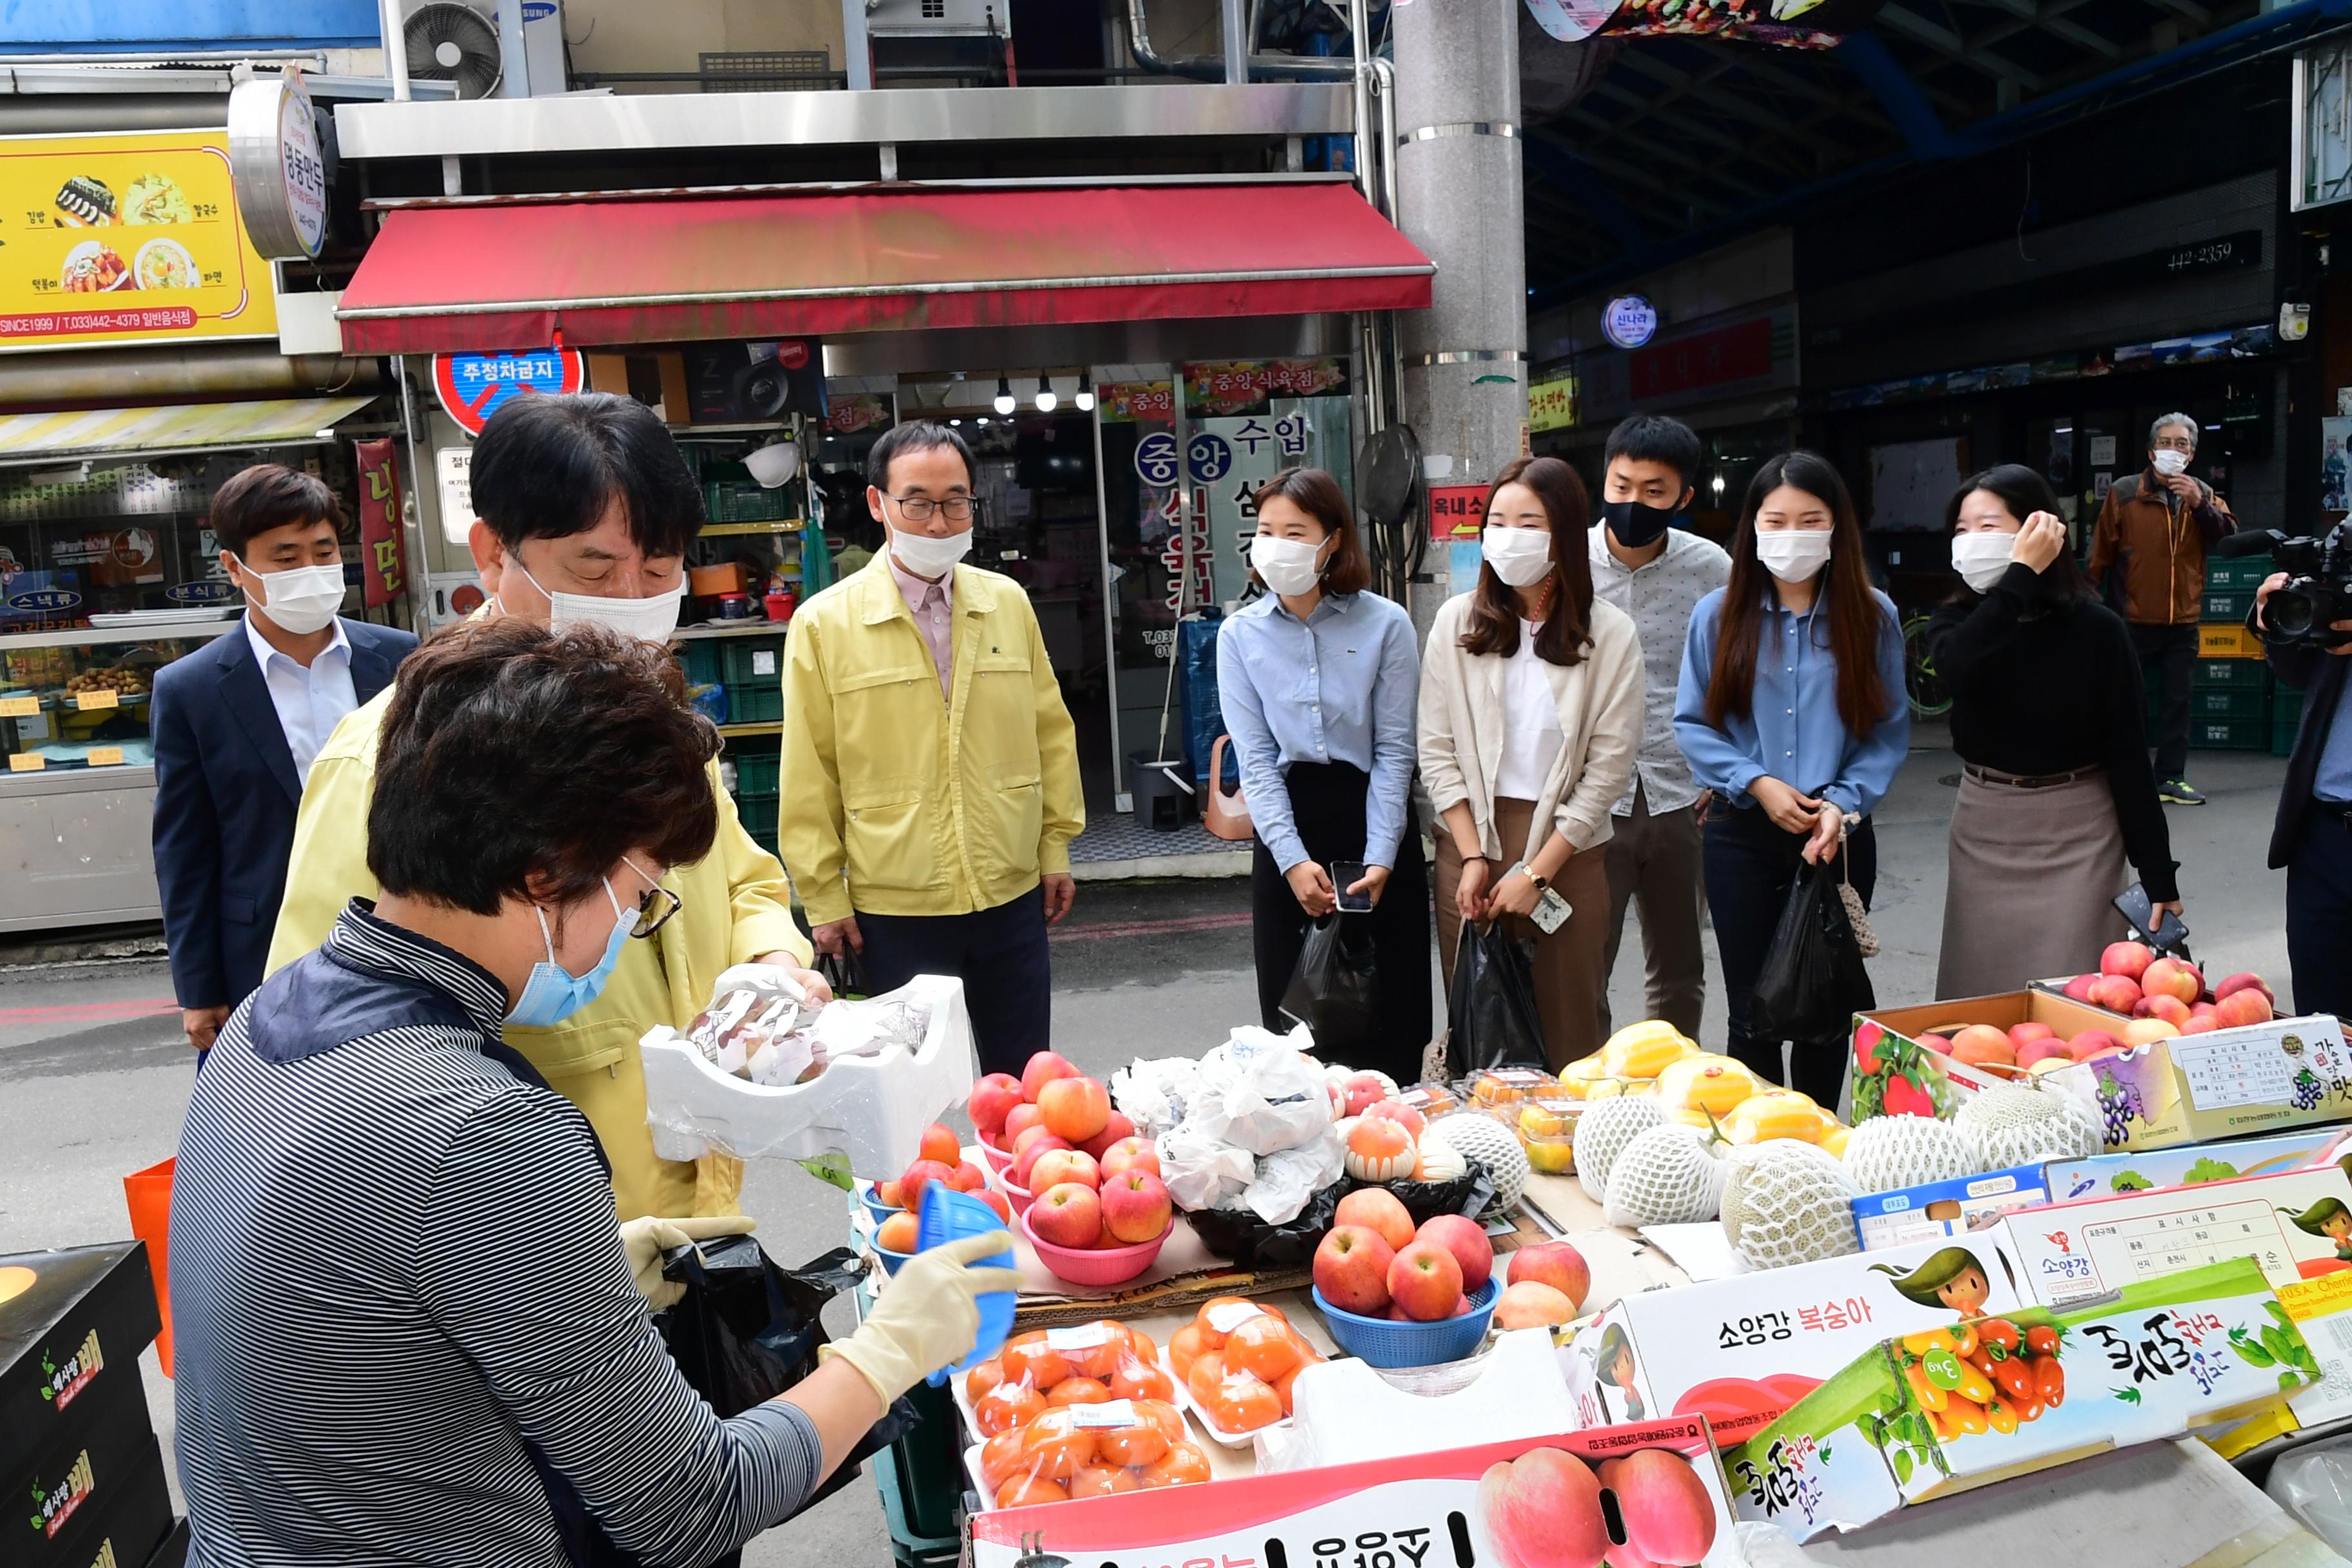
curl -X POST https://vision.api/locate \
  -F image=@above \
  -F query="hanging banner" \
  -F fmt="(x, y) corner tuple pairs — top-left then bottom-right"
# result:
(1181, 359), (1350, 418)
(354, 438), (406, 609)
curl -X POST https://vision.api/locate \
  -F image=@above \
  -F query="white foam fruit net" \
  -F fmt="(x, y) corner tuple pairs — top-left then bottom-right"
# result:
(1723, 1141), (1861, 1269)
(1429, 1112), (1531, 1210)
(1954, 1084), (2103, 1171)
(1842, 1113), (1978, 1194)
(1603, 1124), (1724, 1228)
(1575, 1095), (1669, 1201)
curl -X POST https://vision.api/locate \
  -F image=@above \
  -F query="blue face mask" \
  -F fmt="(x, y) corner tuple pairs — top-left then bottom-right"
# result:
(506, 880), (632, 1028)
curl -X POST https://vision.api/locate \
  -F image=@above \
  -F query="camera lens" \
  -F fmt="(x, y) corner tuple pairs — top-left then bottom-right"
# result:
(2271, 587), (2318, 638)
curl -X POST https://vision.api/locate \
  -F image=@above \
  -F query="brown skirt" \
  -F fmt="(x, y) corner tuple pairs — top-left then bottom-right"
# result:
(1936, 766), (2129, 1000)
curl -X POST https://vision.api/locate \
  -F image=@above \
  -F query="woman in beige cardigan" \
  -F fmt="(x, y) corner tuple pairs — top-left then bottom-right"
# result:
(1419, 456), (1645, 1068)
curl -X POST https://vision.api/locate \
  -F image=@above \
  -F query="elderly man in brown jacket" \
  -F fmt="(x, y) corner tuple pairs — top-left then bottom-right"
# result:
(2088, 412), (2237, 806)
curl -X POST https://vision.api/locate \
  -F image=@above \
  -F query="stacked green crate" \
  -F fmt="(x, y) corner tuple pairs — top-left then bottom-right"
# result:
(730, 742), (781, 851)
(2190, 554), (2271, 751)
(2275, 682), (2307, 758)
(721, 633), (787, 725)
(678, 639), (727, 725)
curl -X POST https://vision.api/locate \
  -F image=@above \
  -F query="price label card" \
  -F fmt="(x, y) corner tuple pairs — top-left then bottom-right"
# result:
(1067, 1399), (1140, 1429)
(74, 690), (120, 711)
(87, 747), (124, 767)
(0, 696), (37, 718)
(7, 752), (44, 772)
(1045, 1322), (1114, 1351)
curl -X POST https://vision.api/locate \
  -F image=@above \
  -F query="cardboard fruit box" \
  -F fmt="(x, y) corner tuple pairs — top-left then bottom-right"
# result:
(2044, 1128), (2346, 1202)
(1724, 1255), (2313, 1541)
(1848, 992), (2124, 1122)
(1850, 1164), (2050, 1253)
(0, 1242), (162, 1485)
(2034, 1012), (2352, 1153)
(1562, 1233), (2031, 1447)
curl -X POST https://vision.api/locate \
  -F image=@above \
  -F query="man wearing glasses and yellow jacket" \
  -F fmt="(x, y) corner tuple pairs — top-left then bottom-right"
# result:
(779, 422), (1084, 1079)
(267, 394), (820, 1220)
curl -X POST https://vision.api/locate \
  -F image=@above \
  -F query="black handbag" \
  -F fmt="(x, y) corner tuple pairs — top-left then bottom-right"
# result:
(1749, 860), (1876, 1044)
(1279, 914), (1383, 1054)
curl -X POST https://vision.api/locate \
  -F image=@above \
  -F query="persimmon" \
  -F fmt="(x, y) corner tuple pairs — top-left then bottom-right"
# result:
(1046, 1377), (1112, 1406)
(1094, 1417), (1171, 1468)
(1001, 1339), (1073, 1391)
(1109, 1358), (1175, 1403)
(1069, 1465), (1141, 1499)
(1139, 1443), (1212, 1488)
(980, 1429), (1027, 1487)
(1061, 1323), (1126, 1380)
(965, 1362), (1004, 1403)
(995, 1476), (1069, 1509)
(1019, 1408), (1097, 1479)
(975, 1382), (1046, 1438)
(1224, 1315), (1304, 1384)
(1206, 1374), (1282, 1433)
(1186, 1348), (1228, 1405)
(1168, 1324), (1206, 1380)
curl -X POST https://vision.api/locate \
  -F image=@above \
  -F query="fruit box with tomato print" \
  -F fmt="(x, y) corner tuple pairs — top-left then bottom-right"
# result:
(1848, 994), (2125, 1123)
(1560, 1233), (2029, 1449)
(2035, 1014), (2352, 1153)
(1725, 1256), (2312, 1542)
(2001, 1166), (2352, 1442)
(966, 1417), (1742, 1568)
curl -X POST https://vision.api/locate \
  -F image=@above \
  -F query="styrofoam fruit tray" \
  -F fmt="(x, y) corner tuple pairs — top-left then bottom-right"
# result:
(1170, 1299), (1298, 1449)
(948, 1326), (1182, 1439)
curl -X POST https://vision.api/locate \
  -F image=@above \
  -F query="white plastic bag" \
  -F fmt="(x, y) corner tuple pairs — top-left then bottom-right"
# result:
(2269, 1436), (2352, 1556)
(1195, 1030), (1335, 1156)
(1110, 1055), (1208, 1140)
(1157, 1123), (1256, 1212)
(1248, 1135), (1344, 1224)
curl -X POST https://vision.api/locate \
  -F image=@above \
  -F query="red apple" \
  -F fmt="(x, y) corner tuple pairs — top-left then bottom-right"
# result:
(2102, 941), (2155, 979)
(1364, 1099), (1427, 1140)
(1029, 1148), (1100, 1194)
(1493, 1280), (1578, 1329)
(1335, 1187), (1416, 1252)
(1101, 1170), (1172, 1244)
(2191, 1001), (2217, 1019)
(1418, 1213), (1495, 1294)
(1039, 1075), (1112, 1144)
(1505, 1240), (1591, 1313)
(2063, 973), (2100, 1003)
(2214, 986), (2277, 1028)
(948, 1160), (987, 1193)
(2088, 974), (2144, 1015)
(1389, 1240), (1466, 1322)
(1011, 1133), (1073, 1189)
(2217, 972), (2278, 1005)
(1003, 1102), (1047, 1144)
(2141, 957), (2203, 1005)
(897, 1159), (957, 1211)
(1012, 1123), (1066, 1160)
(877, 1211), (920, 1253)
(2066, 1028), (2122, 1062)
(1030, 1181), (1102, 1249)
(975, 1188), (1013, 1222)
(1021, 1050), (1080, 1102)
(1099, 1137), (1161, 1180)
(1917, 1032), (1953, 1055)
(969, 1073), (1024, 1134)
(2017, 1038), (2072, 1068)
(917, 1122), (961, 1167)
(1313, 1224), (1396, 1315)
(876, 1179), (903, 1208)
(1078, 1110), (1137, 1161)
(1476, 1447), (1611, 1568)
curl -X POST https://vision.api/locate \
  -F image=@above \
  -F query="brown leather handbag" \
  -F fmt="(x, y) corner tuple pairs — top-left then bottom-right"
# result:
(1204, 734), (1255, 842)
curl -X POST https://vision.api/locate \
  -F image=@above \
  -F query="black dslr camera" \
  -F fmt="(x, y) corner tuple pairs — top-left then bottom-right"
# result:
(2223, 525), (2352, 650)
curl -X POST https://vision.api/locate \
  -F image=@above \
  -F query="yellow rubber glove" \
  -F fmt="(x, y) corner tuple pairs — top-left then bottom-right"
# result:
(618, 1214), (758, 1311)
(821, 1231), (1020, 1404)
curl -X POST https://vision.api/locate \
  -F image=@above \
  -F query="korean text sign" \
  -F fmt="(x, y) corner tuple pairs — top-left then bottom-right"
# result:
(353, 438), (406, 609)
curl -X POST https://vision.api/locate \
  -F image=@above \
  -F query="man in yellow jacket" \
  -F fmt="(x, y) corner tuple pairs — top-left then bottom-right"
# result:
(780, 422), (1084, 1077)
(268, 393), (816, 1220)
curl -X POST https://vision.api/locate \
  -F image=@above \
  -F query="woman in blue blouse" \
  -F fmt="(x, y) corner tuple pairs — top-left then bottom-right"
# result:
(1217, 466), (1428, 1081)
(1674, 451), (1908, 1101)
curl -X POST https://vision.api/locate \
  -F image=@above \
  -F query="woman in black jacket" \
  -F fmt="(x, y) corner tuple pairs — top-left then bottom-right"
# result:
(1930, 464), (2180, 997)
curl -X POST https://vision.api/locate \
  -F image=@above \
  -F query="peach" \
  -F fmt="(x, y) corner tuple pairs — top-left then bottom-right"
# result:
(1950, 1024), (2015, 1067)
(2182, 1017), (2221, 1034)
(948, 1160), (987, 1193)
(2191, 1001), (2217, 1019)
(1335, 1187), (1416, 1251)
(1493, 1280), (1578, 1329)
(1506, 1240), (1591, 1313)
(1340, 1071), (1395, 1117)
(876, 1211), (919, 1252)
(896, 1158), (956, 1211)
(1313, 1224), (1396, 1315)
(1389, 1240), (1465, 1321)
(2217, 972), (2278, 1005)
(1078, 1110), (1137, 1161)
(1030, 1148), (1100, 1193)
(1038, 1075), (1112, 1144)
(918, 1122), (961, 1167)
(1003, 1101), (1048, 1144)
(1010, 1134), (1073, 1190)
(2121, 1017), (2181, 1046)
(1102, 1170), (1172, 1244)
(875, 1179), (903, 1208)
(1476, 1447), (1611, 1568)
(2144, 994), (2193, 1027)
(2102, 941), (2155, 979)
(1917, 1032), (1952, 1055)
(1365, 1099), (1428, 1139)
(2087, 974), (2143, 1015)
(969, 1073), (1024, 1134)
(1031, 1182), (1103, 1248)
(2142, 957), (2203, 1005)
(2062, 973), (2100, 1003)
(2215, 986), (2276, 1028)
(2008, 1022), (2057, 1050)
(2016, 1037), (2072, 1069)
(1418, 1213), (1495, 1293)
(1021, 1050), (1080, 1102)
(1609, 1449), (1719, 1567)
(2066, 1028), (2122, 1062)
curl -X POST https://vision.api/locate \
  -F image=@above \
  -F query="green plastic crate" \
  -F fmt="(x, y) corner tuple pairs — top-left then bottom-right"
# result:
(2189, 686), (2268, 720)
(705, 479), (789, 524)
(2202, 589), (2253, 623)
(2206, 554), (2275, 588)
(2277, 685), (2309, 717)
(725, 680), (783, 725)
(872, 1378), (965, 1552)
(732, 747), (779, 796)
(734, 792), (778, 848)
(2190, 716), (2268, 750)
(720, 634), (788, 687)
(2194, 658), (2271, 689)
(678, 639), (724, 689)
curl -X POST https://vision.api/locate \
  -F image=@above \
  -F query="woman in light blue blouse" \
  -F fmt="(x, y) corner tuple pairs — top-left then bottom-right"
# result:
(1674, 451), (1908, 1101)
(1217, 466), (1427, 1081)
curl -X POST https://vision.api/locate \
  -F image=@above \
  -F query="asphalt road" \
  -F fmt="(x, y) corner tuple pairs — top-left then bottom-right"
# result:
(0, 739), (2300, 1562)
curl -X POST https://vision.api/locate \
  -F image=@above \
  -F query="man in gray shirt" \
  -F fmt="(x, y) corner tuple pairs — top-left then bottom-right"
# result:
(1585, 415), (1730, 1041)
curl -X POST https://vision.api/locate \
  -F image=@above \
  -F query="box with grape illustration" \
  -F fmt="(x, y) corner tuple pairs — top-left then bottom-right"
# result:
(1723, 1257), (2311, 1540)
(2042, 1014), (2352, 1153)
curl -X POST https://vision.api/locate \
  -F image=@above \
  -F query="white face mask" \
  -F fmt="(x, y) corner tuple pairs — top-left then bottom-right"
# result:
(507, 560), (685, 643)
(1481, 525), (1556, 588)
(2151, 448), (2191, 477)
(890, 525), (974, 581)
(1950, 531), (2018, 594)
(233, 558), (345, 636)
(1250, 533), (1328, 598)
(1755, 528), (1834, 585)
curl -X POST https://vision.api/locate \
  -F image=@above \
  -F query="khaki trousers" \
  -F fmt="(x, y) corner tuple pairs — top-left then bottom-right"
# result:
(1434, 797), (1614, 1071)
(1598, 784), (1708, 1042)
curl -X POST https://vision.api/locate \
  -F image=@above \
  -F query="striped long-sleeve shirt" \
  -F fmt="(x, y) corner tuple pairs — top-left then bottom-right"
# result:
(173, 901), (822, 1568)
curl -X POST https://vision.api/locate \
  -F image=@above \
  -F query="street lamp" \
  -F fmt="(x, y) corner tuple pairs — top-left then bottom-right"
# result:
(993, 376), (1015, 416)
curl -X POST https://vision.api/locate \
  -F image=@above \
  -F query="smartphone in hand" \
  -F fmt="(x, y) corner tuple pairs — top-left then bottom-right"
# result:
(1331, 859), (1373, 914)
(2113, 882), (2190, 957)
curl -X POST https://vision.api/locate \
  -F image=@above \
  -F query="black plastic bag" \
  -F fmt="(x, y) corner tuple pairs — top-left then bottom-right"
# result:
(1340, 1169), (1499, 1229)
(1749, 860), (1876, 1044)
(814, 948), (869, 1001)
(1186, 1184), (1342, 1271)
(1280, 915), (1382, 1053)
(1444, 922), (1547, 1077)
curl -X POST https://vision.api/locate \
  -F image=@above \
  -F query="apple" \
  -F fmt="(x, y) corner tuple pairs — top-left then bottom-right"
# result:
(2016, 1038), (2072, 1069)
(917, 1122), (961, 1167)
(2008, 1022), (2057, 1050)
(1313, 1224), (1397, 1315)
(1418, 1213), (1495, 1293)
(1917, 1032), (1953, 1055)
(2121, 1017), (2181, 1045)
(2144, 994), (2193, 1027)
(2182, 1017), (2221, 1034)
(1505, 1240), (1591, 1313)
(2063, 973), (2100, 1003)
(896, 1158), (957, 1211)
(2215, 986), (2277, 1028)
(1475, 1447), (1611, 1568)
(1099, 1137), (1161, 1179)
(2141, 957), (2203, 1005)
(1365, 1099), (1428, 1139)
(1950, 1024), (2015, 1067)
(969, 1073), (1024, 1134)
(1030, 1148), (1101, 1193)
(948, 1160), (987, 1193)
(2087, 974), (2144, 1015)
(1493, 1280), (1578, 1329)
(1012, 1134), (1074, 1190)
(1079, 1110), (1138, 1161)
(1021, 1050), (1081, 1102)
(876, 1211), (919, 1252)
(1389, 1240), (1466, 1322)
(2102, 940), (2155, 979)
(2217, 972), (2277, 1005)
(1030, 1182), (1102, 1248)
(2066, 1028), (2122, 1062)
(975, 1188), (1014, 1222)
(1340, 1072), (1395, 1118)
(1038, 1075), (1112, 1144)
(1610, 1449), (1720, 1567)
(1012, 1123), (1069, 1160)
(2191, 1001), (2217, 1019)
(1335, 1188), (1416, 1252)
(1101, 1170), (1172, 1244)
(1003, 1101), (1048, 1144)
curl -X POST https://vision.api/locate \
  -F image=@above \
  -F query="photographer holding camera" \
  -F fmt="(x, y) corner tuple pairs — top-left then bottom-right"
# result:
(2253, 550), (2352, 1023)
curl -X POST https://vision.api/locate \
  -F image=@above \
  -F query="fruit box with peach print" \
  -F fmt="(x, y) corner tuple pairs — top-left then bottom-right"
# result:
(1560, 1233), (2029, 1449)
(1725, 1255), (2313, 1542)
(965, 1416), (1743, 1568)
(1848, 992), (2126, 1124)
(2035, 1014), (2352, 1153)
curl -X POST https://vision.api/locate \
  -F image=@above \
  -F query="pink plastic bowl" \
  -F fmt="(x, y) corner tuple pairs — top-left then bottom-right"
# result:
(978, 1138), (1014, 1178)
(1019, 1206), (1171, 1288)
(998, 1171), (1037, 1216)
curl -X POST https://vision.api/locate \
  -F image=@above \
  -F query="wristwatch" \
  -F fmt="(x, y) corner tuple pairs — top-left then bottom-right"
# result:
(1527, 871), (1550, 893)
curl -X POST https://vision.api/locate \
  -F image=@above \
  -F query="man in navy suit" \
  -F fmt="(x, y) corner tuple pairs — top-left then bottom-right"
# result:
(2255, 568), (2352, 1024)
(151, 464), (416, 1052)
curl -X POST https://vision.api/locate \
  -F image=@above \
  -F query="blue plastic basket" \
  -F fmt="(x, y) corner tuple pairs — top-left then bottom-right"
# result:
(1313, 1278), (1500, 1368)
(874, 1242), (915, 1277)
(858, 1186), (899, 1229)
(916, 1185), (1017, 1383)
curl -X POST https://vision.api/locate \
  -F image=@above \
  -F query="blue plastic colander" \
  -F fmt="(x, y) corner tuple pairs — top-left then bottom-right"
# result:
(915, 1184), (1017, 1385)
(1312, 1277), (1500, 1368)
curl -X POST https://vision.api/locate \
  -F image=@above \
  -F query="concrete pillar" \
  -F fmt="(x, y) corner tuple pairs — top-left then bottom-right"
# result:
(1391, 0), (1527, 621)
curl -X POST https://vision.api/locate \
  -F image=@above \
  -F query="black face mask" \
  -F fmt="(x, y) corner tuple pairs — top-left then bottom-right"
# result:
(1602, 498), (1675, 549)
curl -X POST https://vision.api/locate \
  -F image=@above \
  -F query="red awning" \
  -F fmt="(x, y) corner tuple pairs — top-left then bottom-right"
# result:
(337, 182), (1434, 354)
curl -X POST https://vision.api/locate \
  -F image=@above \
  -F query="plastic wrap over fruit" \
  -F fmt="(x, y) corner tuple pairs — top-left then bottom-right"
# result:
(1954, 1083), (2103, 1170)
(1575, 1095), (1671, 1200)
(977, 1395), (1211, 1507)
(1841, 1112), (1977, 1193)
(1602, 1124), (1724, 1227)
